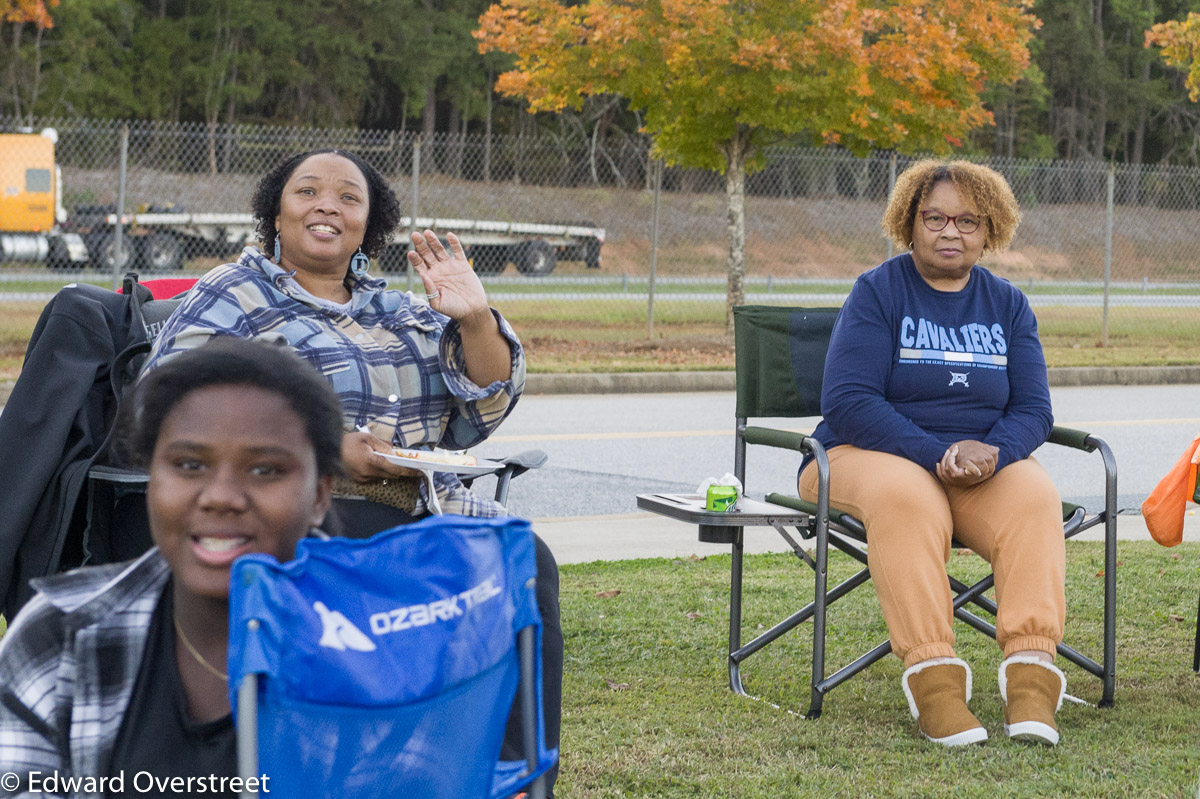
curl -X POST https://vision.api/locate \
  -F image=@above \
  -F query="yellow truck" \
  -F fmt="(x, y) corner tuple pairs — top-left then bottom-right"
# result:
(0, 128), (243, 271)
(0, 129), (89, 268)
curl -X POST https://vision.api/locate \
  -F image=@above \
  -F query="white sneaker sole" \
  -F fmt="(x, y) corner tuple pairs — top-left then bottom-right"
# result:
(925, 725), (988, 747)
(1005, 720), (1059, 745)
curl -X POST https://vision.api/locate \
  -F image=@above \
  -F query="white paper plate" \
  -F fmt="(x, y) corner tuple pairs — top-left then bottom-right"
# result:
(379, 448), (503, 476)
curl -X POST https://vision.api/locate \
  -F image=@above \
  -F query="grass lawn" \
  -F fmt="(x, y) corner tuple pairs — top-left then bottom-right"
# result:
(2, 299), (1199, 381)
(556, 541), (1200, 798)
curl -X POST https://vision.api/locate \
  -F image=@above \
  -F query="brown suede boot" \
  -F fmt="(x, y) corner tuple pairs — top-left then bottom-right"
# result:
(999, 656), (1065, 745)
(901, 658), (988, 746)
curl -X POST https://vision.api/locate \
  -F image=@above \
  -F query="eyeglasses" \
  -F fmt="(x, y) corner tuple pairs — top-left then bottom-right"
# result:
(920, 210), (983, 235)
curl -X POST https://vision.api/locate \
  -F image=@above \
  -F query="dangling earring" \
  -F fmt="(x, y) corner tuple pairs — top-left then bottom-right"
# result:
(349, 248), (370, 278)
(273, 236), (282, 264)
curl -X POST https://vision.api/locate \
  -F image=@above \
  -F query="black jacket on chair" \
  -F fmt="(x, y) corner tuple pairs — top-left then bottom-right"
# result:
(0, 279), (153, 617)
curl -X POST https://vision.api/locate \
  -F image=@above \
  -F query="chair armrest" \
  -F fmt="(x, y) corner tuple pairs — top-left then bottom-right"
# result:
(492, 449), (549, 477)
(764, 492), (867, 537)
(458, 449), (548, 507)
(461, 449), (548, 485)
(88, 464), (150, 486)
(742, 426), (812, 452)
(1047, 425), (1097, 453)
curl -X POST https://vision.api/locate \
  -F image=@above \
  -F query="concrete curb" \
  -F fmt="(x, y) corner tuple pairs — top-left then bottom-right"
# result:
(524, 365), (1200, 395)
(533, 510), (1200, 564)
(2, 365), (1198, 405)
(525, 371), (736, 395)
(1046, 365), (1200, 387)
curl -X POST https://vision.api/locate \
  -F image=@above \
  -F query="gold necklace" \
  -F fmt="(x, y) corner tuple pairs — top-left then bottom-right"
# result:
(173, 617), (228, 682)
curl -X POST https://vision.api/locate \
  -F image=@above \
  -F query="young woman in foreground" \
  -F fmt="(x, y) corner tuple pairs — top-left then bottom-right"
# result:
(0, 338), (340, 793)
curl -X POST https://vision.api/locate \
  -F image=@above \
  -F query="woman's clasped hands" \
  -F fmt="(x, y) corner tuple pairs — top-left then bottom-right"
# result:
(935, 440), (999, 487)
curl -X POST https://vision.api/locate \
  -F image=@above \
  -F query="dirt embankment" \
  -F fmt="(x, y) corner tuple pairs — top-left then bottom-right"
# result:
(64, 168), (1200, 283)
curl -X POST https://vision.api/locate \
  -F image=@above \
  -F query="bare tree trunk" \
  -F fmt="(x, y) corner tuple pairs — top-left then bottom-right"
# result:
(204, 5), (232, 175)
(24, 23), (44, 126)
(422, 84), (437, 174)
(993, 95), (1008, 156)
(1094, 98), (1107, 160)
(722, 131), (748, 335)
(220, 53), (239, 173)
(1066, 87), (1078, 160)
(0, 24), (8, 117)
(588, 101), (615, 186)
(1006, 103), (1016, 158)
(447, 102), (462, 178)
(8, 22), (24, 120)
(1092, 0), (1107, 159)
(484, 68), (493, 183)
(207, 121), (218, 175)
(1132, 59), (1150, 165)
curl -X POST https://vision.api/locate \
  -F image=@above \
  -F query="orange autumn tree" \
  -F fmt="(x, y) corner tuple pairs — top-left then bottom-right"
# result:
(1, 0), (58, 119)
(1147, 13), (1200, 102)
(2, 0), (55, 27)
(477, 0), (1038, 332)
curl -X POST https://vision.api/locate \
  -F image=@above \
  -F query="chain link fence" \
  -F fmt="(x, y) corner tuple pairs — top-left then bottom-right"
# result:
(2, 116), (1199, 362)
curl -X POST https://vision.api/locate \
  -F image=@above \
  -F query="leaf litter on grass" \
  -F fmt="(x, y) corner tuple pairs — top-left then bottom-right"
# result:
(555, 542), (1200, 798)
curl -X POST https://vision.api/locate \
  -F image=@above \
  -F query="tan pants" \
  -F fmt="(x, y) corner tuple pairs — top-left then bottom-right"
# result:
(799, 446), (1065, 668)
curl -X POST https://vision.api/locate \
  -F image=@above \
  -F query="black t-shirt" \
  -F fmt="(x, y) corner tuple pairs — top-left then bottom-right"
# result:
(106, 583), (237, 797)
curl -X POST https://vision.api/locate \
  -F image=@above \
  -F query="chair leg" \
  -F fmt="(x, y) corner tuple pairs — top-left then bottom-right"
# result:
(807, 513), (829, 720)
(1193, 587), (1200, 673)
(1099, 441), (1118, 707)
(728, 530), (748, 696)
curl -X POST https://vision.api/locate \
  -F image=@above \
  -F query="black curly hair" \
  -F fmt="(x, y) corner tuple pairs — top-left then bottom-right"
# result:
(250, 149), (401, 263)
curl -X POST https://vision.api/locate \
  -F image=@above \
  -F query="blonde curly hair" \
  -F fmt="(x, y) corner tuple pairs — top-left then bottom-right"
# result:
(881, 160), (1021, 254)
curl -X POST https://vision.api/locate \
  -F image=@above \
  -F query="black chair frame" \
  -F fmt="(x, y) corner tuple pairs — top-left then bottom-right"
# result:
(643, 303), (1120, 721)
(86, 453), (547, 567)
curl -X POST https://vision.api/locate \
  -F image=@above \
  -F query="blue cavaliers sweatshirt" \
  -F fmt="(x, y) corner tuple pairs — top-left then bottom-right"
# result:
(812, 254), (1052, 473)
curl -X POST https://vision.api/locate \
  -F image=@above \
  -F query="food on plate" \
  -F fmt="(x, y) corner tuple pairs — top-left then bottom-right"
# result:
(390, 448), (478, 467)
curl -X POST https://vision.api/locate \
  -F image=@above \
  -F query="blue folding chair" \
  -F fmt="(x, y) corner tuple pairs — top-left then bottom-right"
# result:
(228, 514), (557, 799)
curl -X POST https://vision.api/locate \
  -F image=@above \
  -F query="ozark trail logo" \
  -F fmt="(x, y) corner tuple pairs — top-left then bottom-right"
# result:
(314, 601), (377, 652)
(948, 371), (970, 387)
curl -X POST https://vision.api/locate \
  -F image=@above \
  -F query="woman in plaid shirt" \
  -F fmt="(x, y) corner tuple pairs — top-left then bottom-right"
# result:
(143, 149), (526, 519)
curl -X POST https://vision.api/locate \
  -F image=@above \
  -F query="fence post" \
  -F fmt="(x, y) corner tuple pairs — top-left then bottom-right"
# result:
(886, 152), (897, 262)
(1101, 167), (1114, 346)
(408, 134), (421, 293)
(647, 158), (663, 337)
(112, 123), (129, 289)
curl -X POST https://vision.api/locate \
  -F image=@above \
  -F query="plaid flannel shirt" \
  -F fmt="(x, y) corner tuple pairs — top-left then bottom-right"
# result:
(0, 549), (169, 797)
(142, 247), (526, 517)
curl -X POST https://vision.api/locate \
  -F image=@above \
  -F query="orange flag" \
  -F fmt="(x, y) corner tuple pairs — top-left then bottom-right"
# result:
(1142, 434), (1200, 547)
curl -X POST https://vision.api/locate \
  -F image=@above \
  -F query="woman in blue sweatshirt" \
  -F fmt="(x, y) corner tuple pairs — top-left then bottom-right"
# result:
(799, 160), (1067, 748)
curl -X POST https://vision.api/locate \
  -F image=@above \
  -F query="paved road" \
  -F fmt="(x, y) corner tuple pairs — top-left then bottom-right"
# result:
(3, 381), (1193, 522)
(2, 381), (1196, 563)
(470, 383), (1200, 520)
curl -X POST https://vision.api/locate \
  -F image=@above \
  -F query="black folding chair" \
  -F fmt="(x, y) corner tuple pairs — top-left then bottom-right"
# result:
(1, 272), (544, 614)
(0, 273), (177, 615)
(639, 304), (1117, 719)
